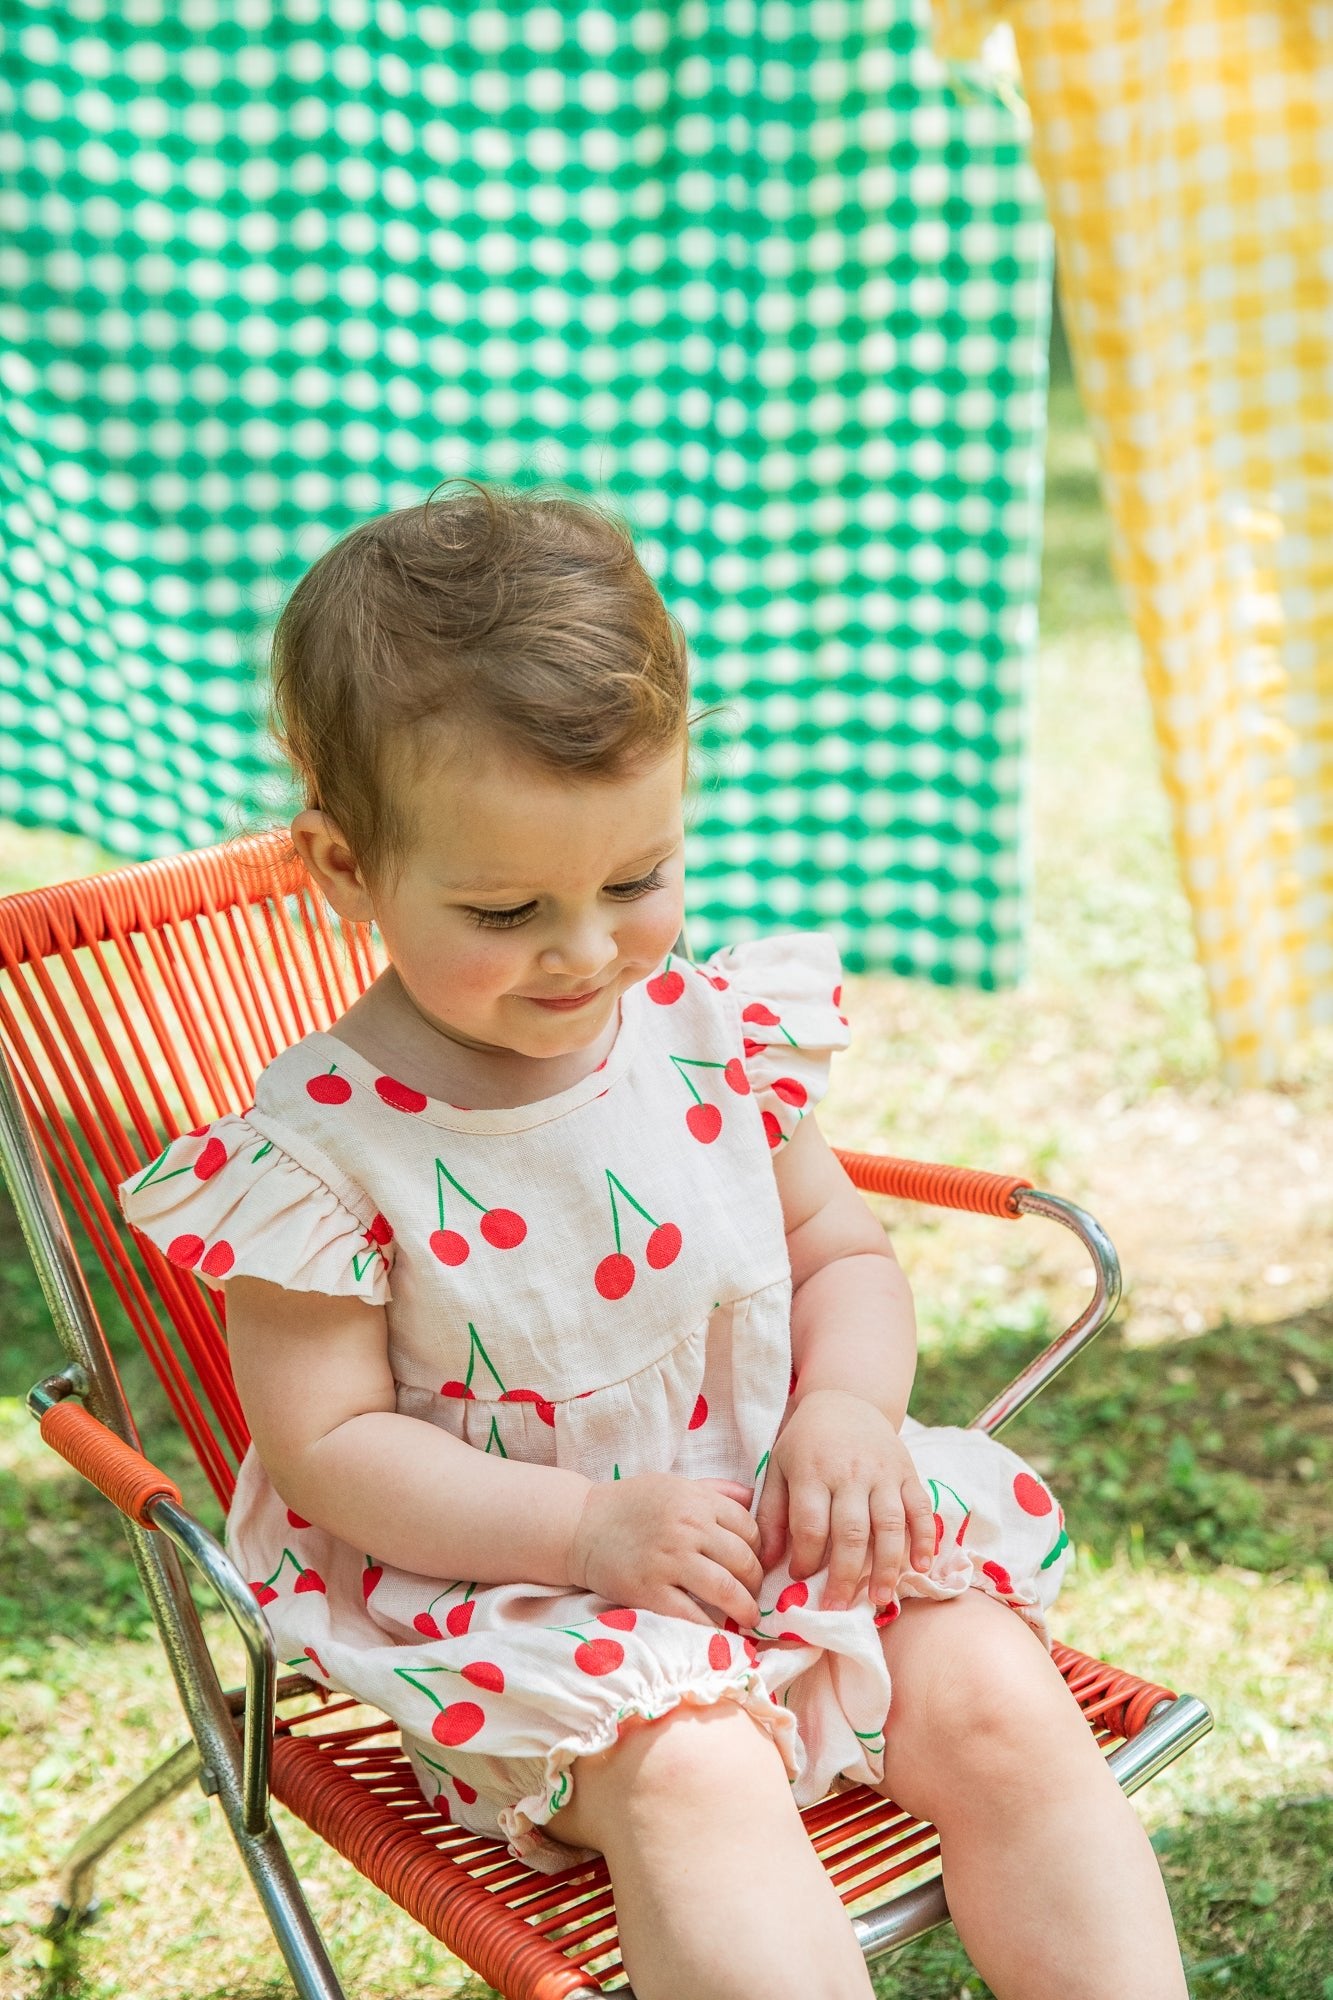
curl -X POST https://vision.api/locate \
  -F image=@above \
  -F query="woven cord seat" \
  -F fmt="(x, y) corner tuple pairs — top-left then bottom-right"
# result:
(263, 1640), (1179, 2000)
(1, 835), (1212, 2000)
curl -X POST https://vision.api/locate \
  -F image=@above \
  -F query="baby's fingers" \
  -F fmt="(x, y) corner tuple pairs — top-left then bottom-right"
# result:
(903, 1474), (936, 1574)
(868, 1481), (909, 1602)
(822, 1485), (871, 1611)
(684, 1554), (762, 1630)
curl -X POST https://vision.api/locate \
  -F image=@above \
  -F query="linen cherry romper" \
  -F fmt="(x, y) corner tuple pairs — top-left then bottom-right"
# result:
(118, 936), (1070, 1872)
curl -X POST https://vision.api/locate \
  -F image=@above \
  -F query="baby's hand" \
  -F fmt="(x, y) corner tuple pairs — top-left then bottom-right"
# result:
(568, 1474), (763, 1627)
(756, 1389), (935, 1611)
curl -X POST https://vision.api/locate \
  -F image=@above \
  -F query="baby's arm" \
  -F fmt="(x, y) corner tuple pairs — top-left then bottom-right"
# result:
(226, 1275), (592, 1584)
(226, 1275), (763, 1620)
(755, 1116), (935, 1606)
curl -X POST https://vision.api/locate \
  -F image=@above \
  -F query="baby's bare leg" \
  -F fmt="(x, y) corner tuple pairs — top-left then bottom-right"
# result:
(549, 1702), (874, 2000)
(876, 1593), (1187, 2000)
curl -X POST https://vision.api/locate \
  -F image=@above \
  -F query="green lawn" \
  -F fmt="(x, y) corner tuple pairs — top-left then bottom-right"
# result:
(0, 354), (1330, 1998)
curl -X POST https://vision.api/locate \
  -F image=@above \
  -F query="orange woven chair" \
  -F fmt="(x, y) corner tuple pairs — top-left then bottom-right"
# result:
(0, 834), (1212, 2000)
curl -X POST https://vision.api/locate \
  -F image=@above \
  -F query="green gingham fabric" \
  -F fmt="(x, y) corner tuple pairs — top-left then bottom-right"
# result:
(0, 1), (1050, 984)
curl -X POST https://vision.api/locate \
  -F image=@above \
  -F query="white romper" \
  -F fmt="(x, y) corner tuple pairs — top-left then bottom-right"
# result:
(119, 936), (1070, 1871)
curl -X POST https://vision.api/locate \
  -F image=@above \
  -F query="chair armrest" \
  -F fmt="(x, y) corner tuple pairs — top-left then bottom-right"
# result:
(833, 1151), (1123, 1435)
(27, 1373), (276, 1834)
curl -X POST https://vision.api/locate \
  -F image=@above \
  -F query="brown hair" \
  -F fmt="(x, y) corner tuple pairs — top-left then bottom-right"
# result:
(270, 481), (692, 890)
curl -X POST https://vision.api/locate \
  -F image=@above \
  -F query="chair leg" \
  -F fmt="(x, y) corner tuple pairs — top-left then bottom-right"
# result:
(51, 1739), (201, 1932)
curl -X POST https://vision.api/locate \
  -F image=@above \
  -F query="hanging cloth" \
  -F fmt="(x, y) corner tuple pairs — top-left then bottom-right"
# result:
(0, 0), (1050, 986)
(935, 0), (1333, 1075)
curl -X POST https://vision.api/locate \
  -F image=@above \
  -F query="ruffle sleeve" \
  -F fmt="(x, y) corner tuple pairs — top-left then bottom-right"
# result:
(699, 933), (850, 1149)
(116, 1112), (394, 1304)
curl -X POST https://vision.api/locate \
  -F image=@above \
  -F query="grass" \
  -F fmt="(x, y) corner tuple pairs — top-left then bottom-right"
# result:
(1, 345), (1331, 1998)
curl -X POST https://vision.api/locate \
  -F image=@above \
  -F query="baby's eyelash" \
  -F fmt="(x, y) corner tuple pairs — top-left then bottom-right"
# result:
(466, 902), (538, 930)
(464, 869), (665, 930)
(609, 867), (665, 899)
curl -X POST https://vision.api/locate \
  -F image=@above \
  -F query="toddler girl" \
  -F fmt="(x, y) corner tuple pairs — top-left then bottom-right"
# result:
(119, 487), (1185, 2000)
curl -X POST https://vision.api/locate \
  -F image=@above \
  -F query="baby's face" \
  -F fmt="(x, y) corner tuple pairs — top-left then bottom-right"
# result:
(359, 737), (687, 1061)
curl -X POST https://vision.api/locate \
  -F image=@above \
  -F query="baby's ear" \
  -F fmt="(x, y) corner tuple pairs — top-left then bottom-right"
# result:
(291, 808), (377, 923)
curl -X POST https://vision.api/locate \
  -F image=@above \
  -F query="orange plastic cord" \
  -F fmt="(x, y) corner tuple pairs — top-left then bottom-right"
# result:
(39, 1401), (183, 1525)
(835, 1150), (1033, 1217)
(264, 1640), (1178, 1995)
(271, 1734), (598, 2000)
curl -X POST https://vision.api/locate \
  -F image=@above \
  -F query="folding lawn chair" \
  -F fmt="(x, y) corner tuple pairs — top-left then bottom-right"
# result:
(0, 834), (1213, 1999)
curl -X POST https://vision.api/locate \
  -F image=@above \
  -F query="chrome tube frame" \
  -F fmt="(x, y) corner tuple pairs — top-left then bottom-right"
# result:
(0, 1047), (348, 2000)
(970, 1188), (1123, 1435)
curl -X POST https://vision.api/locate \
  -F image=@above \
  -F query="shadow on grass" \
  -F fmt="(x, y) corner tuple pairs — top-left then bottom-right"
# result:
(24, 1803), (1332, 2000)
(868, 1798), (1333, 2000)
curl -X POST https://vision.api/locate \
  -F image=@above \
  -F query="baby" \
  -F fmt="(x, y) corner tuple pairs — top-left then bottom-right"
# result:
(120, 485), (1186, 1999)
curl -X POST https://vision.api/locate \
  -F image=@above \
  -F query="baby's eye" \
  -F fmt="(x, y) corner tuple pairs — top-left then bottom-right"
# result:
(465, 902), (537, 930)
(606, 868), (664, 899)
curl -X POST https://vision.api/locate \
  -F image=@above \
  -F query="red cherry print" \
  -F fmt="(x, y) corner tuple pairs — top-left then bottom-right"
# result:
(294, 1567), (326, 1594)
(303, 1646), (328, 1678)
(414, 1612), (445, 1640)
(647, 969), (685, 1004)
(708, 1632), (731, 1671)
(307, 1072), (352, 1104)
(375, 1074), (428, 1113)
(686, 1102), (723, 1144)
(440, 1379), (475, 1399)
(286, 1508), (311, 1529)
(430, 1229), (471, 1266)
(362, 1564), (383, 1600)
(788, 1365), (797, 1397)
(874, 1603), (900, 1628)
(194, 1136), (227, 1180)
(166, 1233), (205, 1268)
(775, 1580), (808, 1613)
(432, 1701), (485, 1747)
(574, 1637), (625, 1676)
(742, 1002), (780, 1026)
(188, 1124), (210, 1137)
(689, 1394), (708, 1430)
(500, 1388), (557, 1426)
(983, 1561), (1015, 1595)
(462, 1660), (505, 1693)
(1013, 1472), (1053, 1516)
(832, 984), (843, 1007)
(479, 1207), (527, 1249)
(434, 1789), (452, 1823)
(723, 1057), (750, 1095)
(446, 1600), (475, 1637)
(723, 1617), (740, 1633)
(762, 1111), (783, 1149)
(251, 1581), (278, 1607)
(645, 1222), (682, 1269)
(743, 1637), (760, 1664)
(706, 973), (729, 989)
(932, 1514), (944, 1554)
(595, 1252), (636, 1299)
(200, 1240), (235, 1278)
(454, 1776), (479, 1805)
(365, 1212), (393, 1245)
(771, 1076), (808, 1108)
(743, 1037), (765, 1058)
(597, 1608), (637, 1630)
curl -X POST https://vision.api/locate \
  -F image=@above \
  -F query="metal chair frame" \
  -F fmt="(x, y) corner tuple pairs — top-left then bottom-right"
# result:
(0, 836), (1212, 2000)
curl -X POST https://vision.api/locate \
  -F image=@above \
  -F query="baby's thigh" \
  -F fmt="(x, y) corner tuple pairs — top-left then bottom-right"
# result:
(875, 1594), (1088, 1820)
(549, 1701), (793, 1857)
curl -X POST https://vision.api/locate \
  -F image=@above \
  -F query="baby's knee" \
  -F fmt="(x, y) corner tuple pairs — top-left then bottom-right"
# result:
(555, 1698), (786, 1849)
(886, 1601), (1084, 1810)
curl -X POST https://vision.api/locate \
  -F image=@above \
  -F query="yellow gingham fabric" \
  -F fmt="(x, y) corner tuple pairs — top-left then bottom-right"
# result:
(935, 0), (1333, 1079)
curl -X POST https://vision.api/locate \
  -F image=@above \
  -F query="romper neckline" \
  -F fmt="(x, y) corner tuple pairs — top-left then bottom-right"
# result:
(299, 985), (643, 1136)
